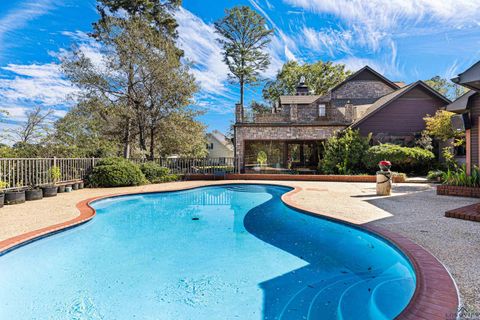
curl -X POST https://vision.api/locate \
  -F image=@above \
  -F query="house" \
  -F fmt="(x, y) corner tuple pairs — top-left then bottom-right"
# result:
(205, 130), (234, 159)
(446, 61), (480, 174)
(234, 66), (450, 173)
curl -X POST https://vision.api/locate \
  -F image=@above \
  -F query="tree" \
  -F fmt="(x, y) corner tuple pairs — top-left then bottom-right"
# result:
(215, 6), (273, 107)
(6, 106), (53, 145)
(263, 60), (351, 104)
(52, 98), (121, 157)
(425, 76), (467, 100)
(423, 110), (461, 141)
(250, 100), (270, 115)
(321, 128), (371, 174)
(70, 0), (183, 158)
(62, 1), (201, 160)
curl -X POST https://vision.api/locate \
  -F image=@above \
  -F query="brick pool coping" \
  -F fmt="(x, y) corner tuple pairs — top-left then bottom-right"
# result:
(0, 182), (459, 319)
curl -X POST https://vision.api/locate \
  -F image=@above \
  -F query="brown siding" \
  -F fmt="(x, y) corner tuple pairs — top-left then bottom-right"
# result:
(356, 87), (448, 136)
(469, 93), (480, 166)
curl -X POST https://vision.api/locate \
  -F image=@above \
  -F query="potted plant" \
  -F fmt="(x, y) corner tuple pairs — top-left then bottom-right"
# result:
(25, 183), (43, 201)
(57, 184), (66, 193)
(4, 188), (26, 205)
(42, 166), (61, 198)
(0, 181), (8, 208)
(378, 160), (392, 172)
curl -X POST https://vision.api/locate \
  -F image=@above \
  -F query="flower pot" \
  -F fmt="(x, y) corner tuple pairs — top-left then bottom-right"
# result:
(42, 186), (58, 198)
(26, 189), (43, 201)
(72, 183), (79, 190)
(78, 182), (84, 189)
(57, 185), (66, 193)
(5, 190), (26, 205)
(65, 185), (72, 193)
(0, 193), (4, 208)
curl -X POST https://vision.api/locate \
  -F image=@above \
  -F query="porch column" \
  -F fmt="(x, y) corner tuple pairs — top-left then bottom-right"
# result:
(466, 128), (471, 175)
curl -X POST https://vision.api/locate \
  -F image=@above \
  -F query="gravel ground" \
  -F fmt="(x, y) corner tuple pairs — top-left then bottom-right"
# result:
(366, 184), (480, 313)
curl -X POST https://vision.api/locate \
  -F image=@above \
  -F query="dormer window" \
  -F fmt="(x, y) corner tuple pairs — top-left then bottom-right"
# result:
(318, 104), (326, 117)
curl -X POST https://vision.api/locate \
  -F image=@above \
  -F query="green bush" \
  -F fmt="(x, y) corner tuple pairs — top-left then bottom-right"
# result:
(160, 174), (180, 183)
(87, 157), (147, 187)
(427, 170), (445, 181)
(442, 165), (480, 187)
(140, 162), (170, 183)
(321, 129), (371, 174)
(364, 144), (435, 174)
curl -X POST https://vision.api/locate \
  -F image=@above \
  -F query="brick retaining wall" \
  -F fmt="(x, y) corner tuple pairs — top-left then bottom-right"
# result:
(437, 185), (480, 198)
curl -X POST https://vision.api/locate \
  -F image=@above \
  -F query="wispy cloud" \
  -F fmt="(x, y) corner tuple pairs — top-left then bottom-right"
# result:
(0, 0), (57, 57)
(0, 63), (77, 122)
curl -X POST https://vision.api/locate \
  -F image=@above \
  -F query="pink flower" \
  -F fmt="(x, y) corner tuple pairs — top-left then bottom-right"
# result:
(379, 160), (391, 167)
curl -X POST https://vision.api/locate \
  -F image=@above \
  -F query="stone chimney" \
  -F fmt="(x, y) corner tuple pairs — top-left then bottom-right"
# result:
(235, 103), (244, 123)
(296, 76), (309, 95)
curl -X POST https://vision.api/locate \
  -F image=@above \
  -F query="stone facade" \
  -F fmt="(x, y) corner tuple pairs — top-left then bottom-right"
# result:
(234, 125), (344, 168)
(331, 80), (395, 107)
(233, 66), (402, 170)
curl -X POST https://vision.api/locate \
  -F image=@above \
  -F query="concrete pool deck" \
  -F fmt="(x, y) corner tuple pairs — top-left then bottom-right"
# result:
(0, 180), (479, 315)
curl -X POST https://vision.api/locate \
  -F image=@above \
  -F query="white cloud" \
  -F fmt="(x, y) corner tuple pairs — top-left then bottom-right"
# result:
(0, 0), (56, 57)
(0, 63), (77, 107)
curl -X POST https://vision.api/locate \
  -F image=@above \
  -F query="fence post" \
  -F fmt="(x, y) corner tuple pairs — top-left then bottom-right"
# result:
(53, 156), (57, 168)
(92, 157), (96, 168)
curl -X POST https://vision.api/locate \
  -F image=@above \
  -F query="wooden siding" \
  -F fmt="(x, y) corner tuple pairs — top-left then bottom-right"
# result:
(469, 93), (480, 167)
(356, 87), (448, 136)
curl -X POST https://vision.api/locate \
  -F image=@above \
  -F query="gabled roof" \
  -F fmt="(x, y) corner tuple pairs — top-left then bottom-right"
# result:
(279, 95), (329, 105)
(452, 61), (480, 91)
(351, 80), (451, 128)
(206, 130), (233, 151)
(330, 65), (400, 92)
(446, 90), (476, 113)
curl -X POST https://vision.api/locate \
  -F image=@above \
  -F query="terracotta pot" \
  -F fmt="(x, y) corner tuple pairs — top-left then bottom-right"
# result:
(57, 185), (66, 193)
(0, 193), (4, 208)
(42, 186), (58, 198)
(5, 190), (26, 205)
(26, 188), (43, 201)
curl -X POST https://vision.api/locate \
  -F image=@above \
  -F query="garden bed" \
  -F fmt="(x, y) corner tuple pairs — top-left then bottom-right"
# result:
(184, 173), (406, 183)
(437, 185), (480, 198)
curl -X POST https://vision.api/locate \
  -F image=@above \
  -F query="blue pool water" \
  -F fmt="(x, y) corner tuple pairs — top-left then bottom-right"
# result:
(0, 184), (415, 319)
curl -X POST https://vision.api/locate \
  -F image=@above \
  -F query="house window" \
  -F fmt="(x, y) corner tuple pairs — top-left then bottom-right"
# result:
(206, 143), (214, 150)
(318, 104), (326, 117)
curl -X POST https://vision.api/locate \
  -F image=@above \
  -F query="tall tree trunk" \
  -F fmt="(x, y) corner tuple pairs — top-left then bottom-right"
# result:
(149, 127), (155, 160)
(123, 117), (131, 159)
(123, 61), (134, 159)
(138, 115), (147, 152)
(240, 79), (244, 107)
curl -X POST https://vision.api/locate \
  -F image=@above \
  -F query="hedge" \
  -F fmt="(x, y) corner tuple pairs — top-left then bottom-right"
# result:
(365, 144), (434, 174)
(140, 162), (171, 183)
(87, 157), (147, 187)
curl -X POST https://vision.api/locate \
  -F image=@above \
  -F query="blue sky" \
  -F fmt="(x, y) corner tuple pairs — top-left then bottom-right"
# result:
(1, 0), (480, 135)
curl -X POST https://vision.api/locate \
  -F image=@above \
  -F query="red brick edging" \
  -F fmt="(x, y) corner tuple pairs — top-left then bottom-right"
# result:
(445, 203), (480, 222)
(437, 184), (480, 198)
(0, 183), (458, 319)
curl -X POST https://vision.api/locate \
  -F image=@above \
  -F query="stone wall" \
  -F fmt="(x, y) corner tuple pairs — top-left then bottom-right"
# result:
(234, 125), (344, 168)
(331, 80), (394, 107)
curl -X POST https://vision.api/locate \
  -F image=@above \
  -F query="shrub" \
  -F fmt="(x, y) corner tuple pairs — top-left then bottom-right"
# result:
(160, 174), (180, 183)
(140, 162), (170, 183)
(321, 128), (371, 174)
(442, 165), (480, 187)
(87, 157), (147, 187)
(427, 170), (445, 181)
(364, 144), (435, 174)
(49, 166), (61, 183)
(0, 181), (8, 190)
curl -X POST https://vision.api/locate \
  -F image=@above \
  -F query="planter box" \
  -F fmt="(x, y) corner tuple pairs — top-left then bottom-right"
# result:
(26, 189), (43, 201)
(5, 190), (26, 205)
(437, 185), (480, 198)
(42, 186), (58, 198)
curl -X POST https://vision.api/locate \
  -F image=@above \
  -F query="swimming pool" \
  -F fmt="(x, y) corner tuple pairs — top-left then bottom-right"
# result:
(0, 184), (415, 319)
